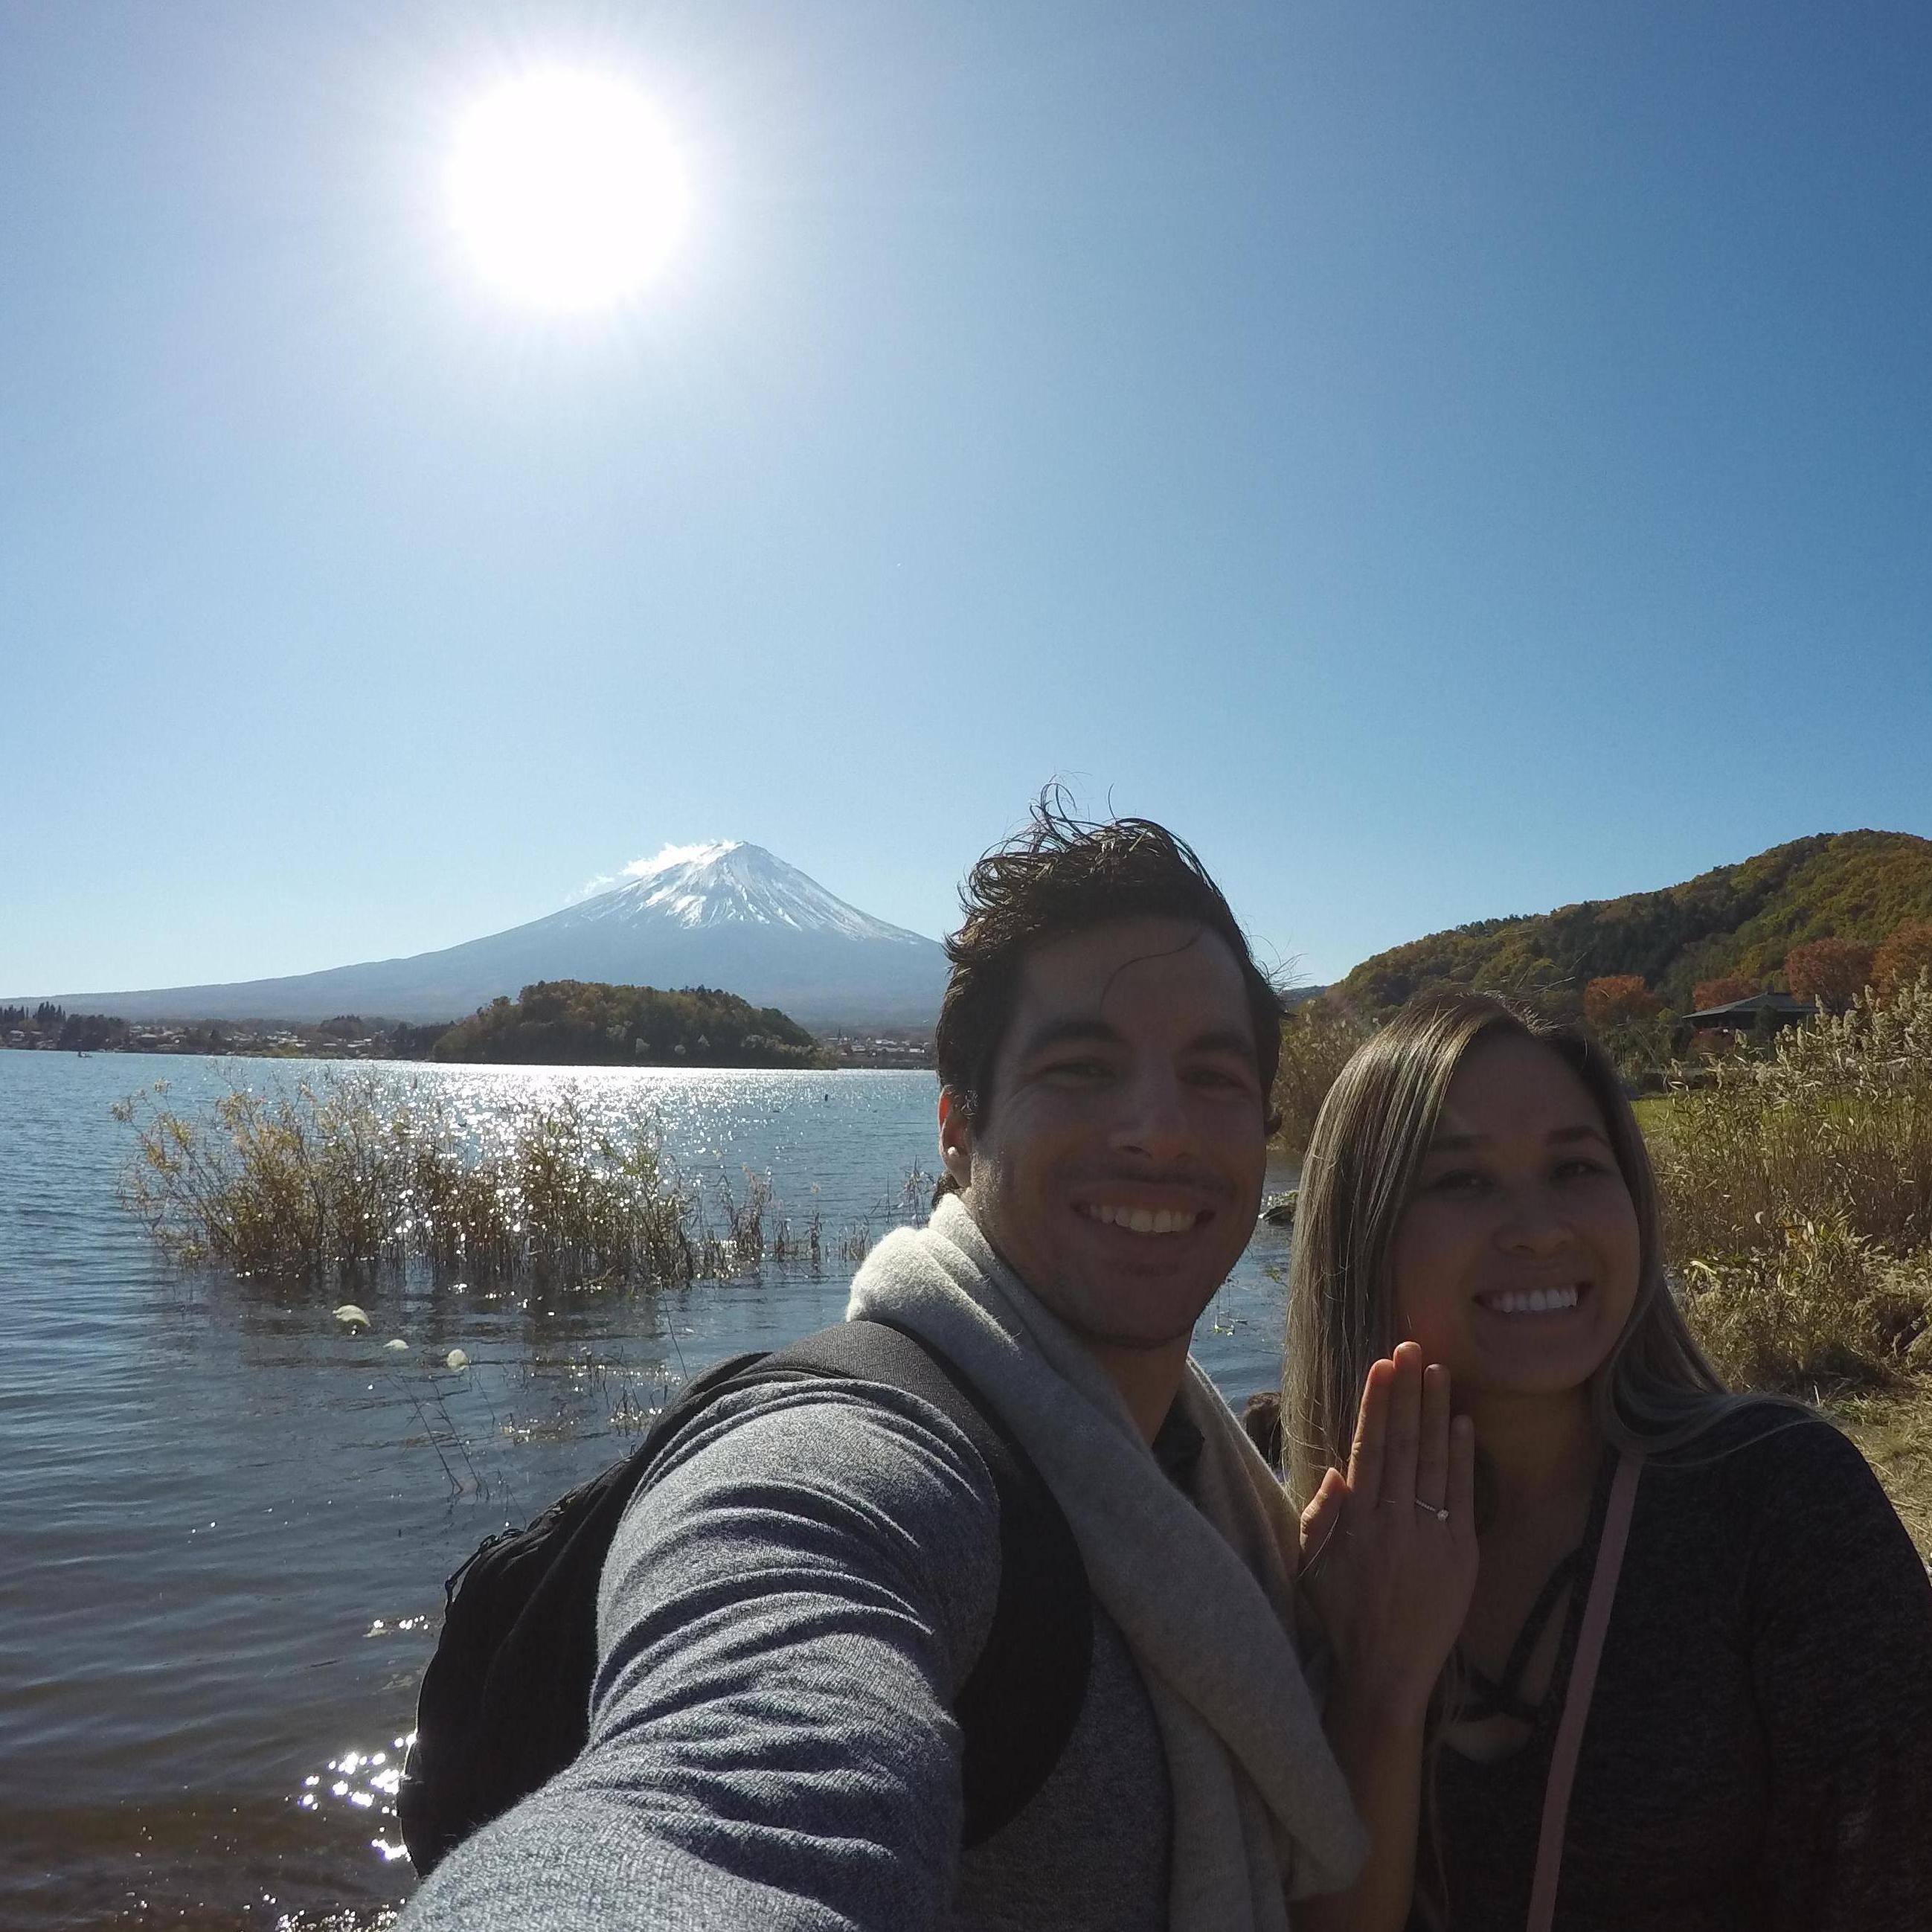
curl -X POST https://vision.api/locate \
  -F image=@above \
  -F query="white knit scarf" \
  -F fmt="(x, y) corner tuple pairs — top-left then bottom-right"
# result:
(846, 1196), (1366, 1930)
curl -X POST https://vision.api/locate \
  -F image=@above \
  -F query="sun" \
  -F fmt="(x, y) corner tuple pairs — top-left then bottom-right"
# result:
(448, 71), (688, 313)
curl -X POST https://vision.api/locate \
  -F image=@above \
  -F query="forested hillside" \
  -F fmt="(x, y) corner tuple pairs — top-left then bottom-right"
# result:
(1339, 830), (1932, 1017)
(432, 981), (827, 1068)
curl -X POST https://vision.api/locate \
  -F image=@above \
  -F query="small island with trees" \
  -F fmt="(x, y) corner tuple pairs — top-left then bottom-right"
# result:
(430, 980), (829, 1068)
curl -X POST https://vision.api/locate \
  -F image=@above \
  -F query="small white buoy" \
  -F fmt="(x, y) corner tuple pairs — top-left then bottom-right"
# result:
(383, 1338), (409, 1352)
(445, 1348), (469, 1372)
(334, 1304), (370, 1329)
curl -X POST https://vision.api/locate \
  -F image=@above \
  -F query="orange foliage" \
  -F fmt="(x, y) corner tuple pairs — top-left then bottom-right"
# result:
(1874, 920), (1932, 999)
(1692, 974), (1758, 1011)
(1784, 939), (1874, 1012)
(1583, 975), (1659, 1029)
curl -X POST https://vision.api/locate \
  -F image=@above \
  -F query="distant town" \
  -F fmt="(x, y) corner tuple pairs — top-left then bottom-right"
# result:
(0, 1001), (933, 1068)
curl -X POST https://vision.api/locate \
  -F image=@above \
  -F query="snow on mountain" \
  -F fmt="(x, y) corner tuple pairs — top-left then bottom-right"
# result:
(571, 841), (931, 946)
(26, 842), (951, 1028)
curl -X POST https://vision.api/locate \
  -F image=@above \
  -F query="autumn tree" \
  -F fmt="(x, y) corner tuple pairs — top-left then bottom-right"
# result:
(1874, 920), (1932, 1000)
(1582, 976), (1671, 1089)
(1692, 973), (1758, 1012)
(1583, 976), (1660, 1029)
(1783, 939), (1874, 1013)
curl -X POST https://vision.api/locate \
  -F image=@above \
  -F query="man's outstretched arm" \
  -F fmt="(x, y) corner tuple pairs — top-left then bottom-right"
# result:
(398, 1379), (1001, 1932)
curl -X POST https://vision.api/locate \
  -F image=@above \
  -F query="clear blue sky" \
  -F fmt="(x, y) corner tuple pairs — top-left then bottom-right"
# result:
(4, 1), (1928, 998)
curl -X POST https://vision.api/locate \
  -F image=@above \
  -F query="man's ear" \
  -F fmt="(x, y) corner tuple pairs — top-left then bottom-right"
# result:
(937, 1088), (974, 1193)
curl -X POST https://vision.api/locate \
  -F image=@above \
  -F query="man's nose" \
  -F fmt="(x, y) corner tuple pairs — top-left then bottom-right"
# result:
(1111, 1065), (1192, 1161)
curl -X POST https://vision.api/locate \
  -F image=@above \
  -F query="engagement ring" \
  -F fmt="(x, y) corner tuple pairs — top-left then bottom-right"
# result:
(1415, 1499), (1449, 1523)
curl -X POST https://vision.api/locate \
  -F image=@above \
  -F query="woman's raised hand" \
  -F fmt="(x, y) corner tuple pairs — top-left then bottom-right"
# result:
(1298, 1341), (1478, 1725)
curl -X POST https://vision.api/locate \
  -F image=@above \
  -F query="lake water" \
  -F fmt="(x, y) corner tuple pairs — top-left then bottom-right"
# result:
(0, 1052), (1295, 1931)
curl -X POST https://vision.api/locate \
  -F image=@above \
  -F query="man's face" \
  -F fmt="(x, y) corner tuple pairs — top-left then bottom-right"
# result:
(940, 916), (1270, 1352)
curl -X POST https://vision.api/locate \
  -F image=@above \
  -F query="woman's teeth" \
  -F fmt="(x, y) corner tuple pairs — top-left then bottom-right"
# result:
(1480, 1285), (1582, 1316)
(1084, 1204), (1201, 1236)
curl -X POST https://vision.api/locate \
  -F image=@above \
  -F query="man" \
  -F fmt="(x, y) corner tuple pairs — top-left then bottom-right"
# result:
(400, 805), (1363, 1931)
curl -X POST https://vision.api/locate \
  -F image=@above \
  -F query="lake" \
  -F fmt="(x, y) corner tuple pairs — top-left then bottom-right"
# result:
(0, 1051), (1295, 1931)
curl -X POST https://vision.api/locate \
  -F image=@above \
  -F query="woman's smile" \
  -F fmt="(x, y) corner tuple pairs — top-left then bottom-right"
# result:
(1472, 1282), (1584, 1317)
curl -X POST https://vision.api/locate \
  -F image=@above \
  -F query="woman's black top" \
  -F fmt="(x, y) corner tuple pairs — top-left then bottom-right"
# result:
(1418, 1405), (1932, 1930)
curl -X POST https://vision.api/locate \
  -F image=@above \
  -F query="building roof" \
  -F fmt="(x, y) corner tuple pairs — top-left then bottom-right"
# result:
(1685, 990), (1817, 1028)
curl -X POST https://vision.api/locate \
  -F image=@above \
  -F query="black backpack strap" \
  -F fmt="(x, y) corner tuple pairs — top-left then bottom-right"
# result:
(757, 1319), (1093, 1846)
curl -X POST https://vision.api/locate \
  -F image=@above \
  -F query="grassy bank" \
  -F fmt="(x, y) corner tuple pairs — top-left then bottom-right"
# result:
(1649, 979), (1932, 1390)
(1644, 977), (1932, 1556)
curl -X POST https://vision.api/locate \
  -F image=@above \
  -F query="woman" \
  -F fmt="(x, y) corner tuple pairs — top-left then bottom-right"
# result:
(1285, 992), (1932, 1931)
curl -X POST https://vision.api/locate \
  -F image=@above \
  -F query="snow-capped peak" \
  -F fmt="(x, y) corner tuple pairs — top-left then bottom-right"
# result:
(621, 840), (742, 881)
(571, 841), (931, 945)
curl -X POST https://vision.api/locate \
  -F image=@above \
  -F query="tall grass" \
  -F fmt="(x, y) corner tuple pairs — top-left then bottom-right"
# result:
(115, 1069), (935, 1291)
(1652, 975), (1932, 1389)
(116, 1070), (699, 1286)
(1272, 997), (1373, 1156)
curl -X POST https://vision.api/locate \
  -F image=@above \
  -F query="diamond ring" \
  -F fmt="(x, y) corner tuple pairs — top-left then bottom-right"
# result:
(1415, 1499), (1449, 1523)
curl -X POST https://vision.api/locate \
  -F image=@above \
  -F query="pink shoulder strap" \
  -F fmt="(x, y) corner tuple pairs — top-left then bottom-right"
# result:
(1525, 1452), (1642, 1932)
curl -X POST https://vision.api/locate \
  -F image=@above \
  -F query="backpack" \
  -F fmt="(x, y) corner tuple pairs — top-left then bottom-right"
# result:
(397, 1317), (1094, 1876)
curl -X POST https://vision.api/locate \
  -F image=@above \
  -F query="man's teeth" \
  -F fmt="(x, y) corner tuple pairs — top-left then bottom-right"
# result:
(1085, 1204), (1201, 1236)
(1480, 1285), (1582, 1316)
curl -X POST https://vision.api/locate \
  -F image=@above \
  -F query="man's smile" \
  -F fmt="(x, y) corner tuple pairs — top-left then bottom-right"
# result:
(1076, 1201), (1208, 1236)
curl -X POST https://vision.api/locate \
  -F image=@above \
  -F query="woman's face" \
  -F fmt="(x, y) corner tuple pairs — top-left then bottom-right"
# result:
(1390, 1033), (1641, 1403)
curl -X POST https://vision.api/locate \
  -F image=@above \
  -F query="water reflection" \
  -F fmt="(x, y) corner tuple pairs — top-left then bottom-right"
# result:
(297, 1737), (411, 1866)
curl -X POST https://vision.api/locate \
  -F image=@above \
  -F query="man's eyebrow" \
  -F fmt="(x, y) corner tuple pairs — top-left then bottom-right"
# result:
(1015, 1019), (1258, 1062)
(1425, 1123), (1613, 1152)
(1014, 1017), (1123, 1058)
(1187, 1027), (1260, 1060)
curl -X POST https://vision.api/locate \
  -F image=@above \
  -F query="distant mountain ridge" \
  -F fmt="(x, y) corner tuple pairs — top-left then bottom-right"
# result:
(1341, 829), (1932, 1015)
(25, 842), (951, 1029)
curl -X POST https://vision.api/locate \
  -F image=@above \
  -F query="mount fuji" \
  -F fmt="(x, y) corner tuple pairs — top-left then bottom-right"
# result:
(33, 843), (951, 1029)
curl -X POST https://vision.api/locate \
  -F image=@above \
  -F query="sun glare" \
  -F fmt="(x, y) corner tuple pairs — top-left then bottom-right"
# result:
(449, 71), (688, 313)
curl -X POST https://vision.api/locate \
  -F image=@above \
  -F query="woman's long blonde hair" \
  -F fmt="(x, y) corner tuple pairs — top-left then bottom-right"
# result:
(1282, 992), (1733, 1511)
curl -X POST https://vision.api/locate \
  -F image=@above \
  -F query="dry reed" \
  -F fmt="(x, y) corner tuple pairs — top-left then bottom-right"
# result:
(115, 1072), (941, 1294)
(115, 1070), (695, 1287)
(1272, 997), (1373, 1156)
(1652, 975), (1932, 1389)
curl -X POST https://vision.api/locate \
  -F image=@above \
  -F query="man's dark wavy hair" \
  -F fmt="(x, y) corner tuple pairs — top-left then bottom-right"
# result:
(935, 796), (1285, 1142)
